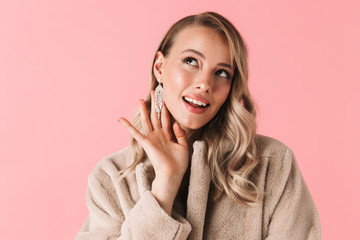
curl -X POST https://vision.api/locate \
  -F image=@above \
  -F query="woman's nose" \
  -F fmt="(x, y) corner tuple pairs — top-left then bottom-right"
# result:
(194, 72), (212, 92)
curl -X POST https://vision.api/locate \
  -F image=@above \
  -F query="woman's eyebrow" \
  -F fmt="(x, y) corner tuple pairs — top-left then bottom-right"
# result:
(218, 62), (233, 71)
(181, 48), (233, 70)
(181, 49), (205, 59)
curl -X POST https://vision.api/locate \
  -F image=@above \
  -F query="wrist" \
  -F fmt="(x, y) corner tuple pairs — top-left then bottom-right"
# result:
(151, 176), (182, 199)
(151, 176), (183, 215)
(154, 174), (183, 186)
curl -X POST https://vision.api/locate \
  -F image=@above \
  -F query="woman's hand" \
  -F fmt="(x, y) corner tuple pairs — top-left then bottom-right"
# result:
(118, 90), (189, 215)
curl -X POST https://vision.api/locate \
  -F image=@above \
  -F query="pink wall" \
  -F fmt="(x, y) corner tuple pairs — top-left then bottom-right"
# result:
(1, 0), (359, 239)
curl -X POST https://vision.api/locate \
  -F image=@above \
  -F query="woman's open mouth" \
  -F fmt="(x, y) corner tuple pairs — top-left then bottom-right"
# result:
(183, 96), (208, 108)
(182, 96), (210, 114)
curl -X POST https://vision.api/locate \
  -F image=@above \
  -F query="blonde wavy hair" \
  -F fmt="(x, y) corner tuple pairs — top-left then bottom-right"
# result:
(122, 12), (260, 206)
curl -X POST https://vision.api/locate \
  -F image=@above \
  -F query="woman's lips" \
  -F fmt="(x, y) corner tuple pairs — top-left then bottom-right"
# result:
(183, 94), (210, 105)
(182, 97), (209, 114)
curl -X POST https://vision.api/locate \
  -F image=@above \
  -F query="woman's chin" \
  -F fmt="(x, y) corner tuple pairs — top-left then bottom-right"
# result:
(177, 122), (207, 138)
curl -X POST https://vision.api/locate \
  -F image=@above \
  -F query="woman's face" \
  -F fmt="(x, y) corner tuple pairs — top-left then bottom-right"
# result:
(154, 26), (233, 135)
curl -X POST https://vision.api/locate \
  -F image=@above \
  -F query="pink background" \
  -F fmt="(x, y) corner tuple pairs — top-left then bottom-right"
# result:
(1, 0), (359, 239)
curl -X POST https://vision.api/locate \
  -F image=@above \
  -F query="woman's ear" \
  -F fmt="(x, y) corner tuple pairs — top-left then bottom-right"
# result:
(153, 51), (166, 80)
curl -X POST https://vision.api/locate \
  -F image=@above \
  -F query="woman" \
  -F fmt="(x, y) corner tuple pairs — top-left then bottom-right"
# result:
(76, 12), (321, 239)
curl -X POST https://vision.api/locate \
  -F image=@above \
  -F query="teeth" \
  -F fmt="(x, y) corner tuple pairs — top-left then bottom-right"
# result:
(184, 97), (207, 107)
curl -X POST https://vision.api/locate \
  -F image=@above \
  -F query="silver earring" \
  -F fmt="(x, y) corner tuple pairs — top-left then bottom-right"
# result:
(155, 79), (163, 119)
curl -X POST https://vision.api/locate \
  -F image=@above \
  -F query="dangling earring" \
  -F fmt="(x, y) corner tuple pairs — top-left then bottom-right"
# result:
(155, 79), (163, 119)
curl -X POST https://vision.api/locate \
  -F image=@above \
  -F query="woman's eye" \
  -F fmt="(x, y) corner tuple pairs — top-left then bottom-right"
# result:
(216, 70), (230, 79)
(183, 57), (198, 66)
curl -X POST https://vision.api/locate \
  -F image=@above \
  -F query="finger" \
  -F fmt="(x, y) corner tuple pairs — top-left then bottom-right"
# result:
(117, 117), (146, 144)
(139, 99), (152, 135)
(150, 90), (161, 130)
(161, 103), (172, 139)
(173, 122), (188, 148)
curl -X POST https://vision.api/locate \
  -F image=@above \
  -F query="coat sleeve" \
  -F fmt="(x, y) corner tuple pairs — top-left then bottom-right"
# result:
(264, 147), (321, 240)
(75, 161), (191, 240)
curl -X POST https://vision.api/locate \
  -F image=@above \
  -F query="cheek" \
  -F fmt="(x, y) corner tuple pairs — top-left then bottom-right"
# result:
(164, 66), (192, 92)
(216, 83), (231, 104)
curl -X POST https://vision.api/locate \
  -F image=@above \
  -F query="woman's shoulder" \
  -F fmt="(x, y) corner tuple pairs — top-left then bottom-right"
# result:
(255, 134), (292, 157)
(254, 134), (296, 171)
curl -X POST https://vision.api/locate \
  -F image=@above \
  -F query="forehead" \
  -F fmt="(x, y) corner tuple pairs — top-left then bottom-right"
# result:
(168, 25), (232, 63)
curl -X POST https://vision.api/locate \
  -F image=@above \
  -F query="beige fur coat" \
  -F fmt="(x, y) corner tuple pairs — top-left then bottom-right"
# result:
(76, 135), (321, 239)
